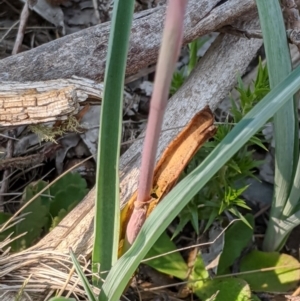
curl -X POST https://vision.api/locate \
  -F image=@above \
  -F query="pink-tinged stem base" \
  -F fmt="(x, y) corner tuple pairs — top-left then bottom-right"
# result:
(124, 0), (188, 248)
(125, 206), (148, 246)
(137, 0), (188, 205)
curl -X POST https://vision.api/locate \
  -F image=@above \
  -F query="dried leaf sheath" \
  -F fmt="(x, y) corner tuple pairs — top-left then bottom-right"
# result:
(120, 106), (216, 253)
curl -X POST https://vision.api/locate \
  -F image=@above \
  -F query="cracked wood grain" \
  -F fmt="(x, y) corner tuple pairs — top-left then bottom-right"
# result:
(0, 0), (256, 83)
(0, 77), (103, 126)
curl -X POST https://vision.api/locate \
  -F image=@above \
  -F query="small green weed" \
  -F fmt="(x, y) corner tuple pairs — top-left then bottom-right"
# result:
(172, 58), (270, 237)
(170, 37), (209, 95)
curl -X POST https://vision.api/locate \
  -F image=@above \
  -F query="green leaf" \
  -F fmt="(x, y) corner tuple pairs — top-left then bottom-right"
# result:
(170, 70), (186, 95)
(193, 278), (252, 301)
(0, 211), (12, 224)
(190, 253), (210, 281)
(189, 204), (199, 235)
(171, 213), (190, 239)
(69, 249), (97, 301)
(49, 173), (88, 230)
(49, 172), (88, 218)
(50, 172), (87, 193)
(100, 65), (300, 301)
(227, 160), (242, 174)
(188, 40), (198, 75)
(49, 208), (68, 231)
(92, 0), (135, 285)
(171, 37), (209, 95)
(0, 212), (16, 249)
(228, 208), (252, 229)
(217, 214), (254, 275)
(144, 231), (188, 280)
(173, 201), (199, 238)
(204, 209), (218, 233)
(1, 174), (88, 251)
(262, 212), (300, 254)
(257, 0), (299, 251)
(249, 136), (268, 151)
(283, 153), (300, 216)
(239, 250), (300, 292)
(15, 181), (51, 251)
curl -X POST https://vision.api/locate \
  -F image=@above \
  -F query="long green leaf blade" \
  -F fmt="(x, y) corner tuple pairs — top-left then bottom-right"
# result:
(284, 154), (300, 215)
(256, 0), (299, 251)
(92, 0), (135, 283)
(70, 249), (97, 301)
(100, 65), (300, 301)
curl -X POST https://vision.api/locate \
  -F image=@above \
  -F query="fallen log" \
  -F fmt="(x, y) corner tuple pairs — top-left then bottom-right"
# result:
(0, 0), (256, 82)
(0, 0), (257, 128)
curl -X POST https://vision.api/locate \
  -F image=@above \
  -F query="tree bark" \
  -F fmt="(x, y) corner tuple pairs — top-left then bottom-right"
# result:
(0, 77), (103, 126)
(0, 0), (256, 83)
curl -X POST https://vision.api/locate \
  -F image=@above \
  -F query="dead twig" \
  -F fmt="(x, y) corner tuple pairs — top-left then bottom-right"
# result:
(12, 1), (30, 55)
(92, 0), (101, 23)
(218, 25), (263, 39)
(0, 0), (257, 82)
(0, 20), (20, 44)
(0, 143), (60, 171)
(3, 0), (20, 14)
(0, 154), (45, 171)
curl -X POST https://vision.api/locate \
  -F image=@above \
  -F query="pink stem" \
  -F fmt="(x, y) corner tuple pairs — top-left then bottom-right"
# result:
(136, 0), (188, 205)
(124, 0), (188, 248)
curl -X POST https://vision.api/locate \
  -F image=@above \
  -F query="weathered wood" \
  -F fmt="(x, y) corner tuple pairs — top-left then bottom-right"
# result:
(1, 15), (263, 299)
(0, 0), (256, 82)
(0, 77), (104, 126)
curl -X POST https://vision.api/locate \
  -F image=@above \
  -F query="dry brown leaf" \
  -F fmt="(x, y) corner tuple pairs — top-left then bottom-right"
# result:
(119, 106), (216, 254)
